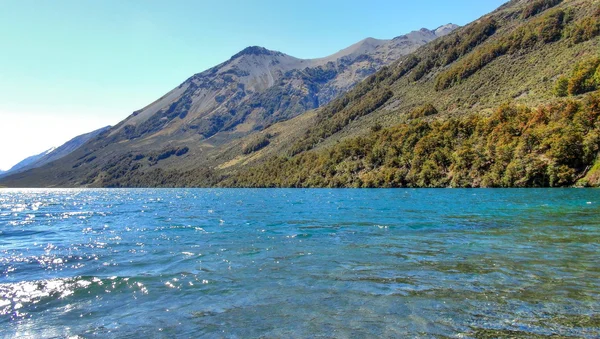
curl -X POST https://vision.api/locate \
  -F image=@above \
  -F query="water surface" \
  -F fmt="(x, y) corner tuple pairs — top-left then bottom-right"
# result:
(0, 189), (599, 337)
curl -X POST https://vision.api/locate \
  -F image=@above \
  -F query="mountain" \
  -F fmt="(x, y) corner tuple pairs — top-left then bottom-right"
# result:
(4, 0), (600, 189)
(222, 0), (600, 188)
(108, 24), (457, 143)
(0, 126), (111, 179)
(1, 147), (56, 176)
(0, 25), (457, 187)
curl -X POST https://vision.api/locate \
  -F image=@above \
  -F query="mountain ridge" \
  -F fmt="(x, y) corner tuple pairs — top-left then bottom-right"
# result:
(7, 0), (600, 188)
(0, 24), (458, 188)
(109, 24), (458, 142)
(0, 126), (111, 179)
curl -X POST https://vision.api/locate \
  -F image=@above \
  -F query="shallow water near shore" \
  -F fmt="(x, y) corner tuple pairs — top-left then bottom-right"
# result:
(0, 188), (599, 338)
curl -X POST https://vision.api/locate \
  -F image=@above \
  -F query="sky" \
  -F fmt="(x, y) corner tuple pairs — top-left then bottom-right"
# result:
(0, 0), (507, 171)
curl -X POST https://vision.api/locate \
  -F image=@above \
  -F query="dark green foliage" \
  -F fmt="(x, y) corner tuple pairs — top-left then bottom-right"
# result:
(400, 17), (498, 84)
(388, 55), (420, 83)
(432, 18), (498, 67)
(568, 5), (600, 43)
(537, 9), (566, 42)
(148, 146), (190, 164)
(409, 104), (438, 119)
(242, 134), (271, 154)
(411, 58), (435, 81)
(554, 76), (569, 97)
(227, 94), (600, 188)
(522, 0), (563, 19)
(435, 9), (567, 90)
(175, 147), (189, 156)
(567, 56), (600, 95)
(156, 149), (177, 161)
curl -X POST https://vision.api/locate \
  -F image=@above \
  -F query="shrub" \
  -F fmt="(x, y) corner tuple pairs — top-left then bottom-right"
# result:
(176, 147), (189, 156)
(567, 57), (600, 95)
(569, 5), (600, 43)
(554, 76), (569, 97)
(242, 134), (271, 154)
(409, 104), (438, 119)
(522, 0), (563, 19)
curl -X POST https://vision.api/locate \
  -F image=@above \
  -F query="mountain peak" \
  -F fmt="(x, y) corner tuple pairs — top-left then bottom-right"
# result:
(434, 23), (460, 36)
(231, 46), (282, 59)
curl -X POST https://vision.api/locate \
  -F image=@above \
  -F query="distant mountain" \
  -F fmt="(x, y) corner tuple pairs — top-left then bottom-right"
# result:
(1, 147), (56, 176)
(0, 25), (457, 187)
(0, 126), (111, 178)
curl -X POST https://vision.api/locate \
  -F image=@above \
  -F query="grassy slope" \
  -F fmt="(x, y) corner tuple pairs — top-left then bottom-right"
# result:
(221, 0), (600, 187)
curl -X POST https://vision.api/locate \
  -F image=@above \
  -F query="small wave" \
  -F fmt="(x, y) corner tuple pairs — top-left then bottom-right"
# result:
(0, 276), (148, 319)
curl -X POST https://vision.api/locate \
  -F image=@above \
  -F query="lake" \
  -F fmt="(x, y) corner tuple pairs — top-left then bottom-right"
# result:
(1, 189), (599, 338)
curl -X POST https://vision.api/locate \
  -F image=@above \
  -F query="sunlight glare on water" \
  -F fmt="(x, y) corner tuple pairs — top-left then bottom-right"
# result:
(0, 188), (599, 337)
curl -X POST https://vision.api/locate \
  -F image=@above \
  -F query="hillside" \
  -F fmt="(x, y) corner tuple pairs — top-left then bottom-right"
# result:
(222, 0), (600, 188)
(2, 0), (600, 188)
(0, 25), (456, 188)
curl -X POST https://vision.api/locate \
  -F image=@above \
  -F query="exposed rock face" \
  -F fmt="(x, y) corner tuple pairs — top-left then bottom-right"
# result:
(110, 25), (458, 143)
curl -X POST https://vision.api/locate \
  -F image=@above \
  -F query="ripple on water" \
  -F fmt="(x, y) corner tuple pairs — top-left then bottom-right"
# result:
(0, 188), (598, 338)
(0, 276), (150, 320)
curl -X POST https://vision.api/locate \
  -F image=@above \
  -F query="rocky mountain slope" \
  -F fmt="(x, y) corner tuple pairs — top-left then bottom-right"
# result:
(109, 24), (457, 143)
(222, 0), (600, 188)
(5, 0), (599, 189)
(0, 25), (457, 187)
(0, 126), (110, 179)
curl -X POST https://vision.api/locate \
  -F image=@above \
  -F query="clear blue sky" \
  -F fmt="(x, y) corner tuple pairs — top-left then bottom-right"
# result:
(0, 0), (506, 170)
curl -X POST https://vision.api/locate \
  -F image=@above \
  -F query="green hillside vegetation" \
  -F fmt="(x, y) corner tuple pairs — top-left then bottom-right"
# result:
(1, 0), (599, 189)
(221, 0), (600, 188)
(436, 4), (600, 91)
(555, 56), (600, 96)
(242, 133), (272, 154)
(225, 92), (600, 187)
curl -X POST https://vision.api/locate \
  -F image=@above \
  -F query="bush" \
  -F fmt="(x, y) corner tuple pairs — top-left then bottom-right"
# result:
(554, 76), (569, 97)
(567, 57), (600, 95)
(175, 147), (189, 156)
(409, 104), (438, 119)
(522, 0), (563, 19)
(242, 134), (271, 154)
(569, 5), (600, 43)
(411, 58), (435, 81)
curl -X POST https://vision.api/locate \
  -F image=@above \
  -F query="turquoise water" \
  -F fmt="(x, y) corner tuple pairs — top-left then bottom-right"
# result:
(0, 189), (598, 338)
